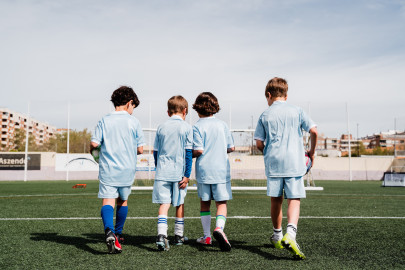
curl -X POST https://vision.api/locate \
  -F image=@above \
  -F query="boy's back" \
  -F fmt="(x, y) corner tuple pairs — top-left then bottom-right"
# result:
(154, 115), (193, 181)
(254, 101), (314, 177)
(193, 117), (234, 183)
(93, 111), (144, 186)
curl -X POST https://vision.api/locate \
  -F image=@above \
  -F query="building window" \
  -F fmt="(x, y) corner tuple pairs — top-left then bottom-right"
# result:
(1, 125), (6, 128)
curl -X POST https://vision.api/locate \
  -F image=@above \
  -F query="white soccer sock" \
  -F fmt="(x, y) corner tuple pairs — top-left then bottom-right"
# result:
(273, 227), (283, 240)
(286, 223), (297, 239)
(158, 215), (168, 237)
(216, 215), (226, 230)
(200, 211), (211, 238)
(174, 218), (184, 237)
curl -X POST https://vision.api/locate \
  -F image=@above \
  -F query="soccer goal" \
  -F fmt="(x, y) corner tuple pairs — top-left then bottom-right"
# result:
(132, 128), (323, 191)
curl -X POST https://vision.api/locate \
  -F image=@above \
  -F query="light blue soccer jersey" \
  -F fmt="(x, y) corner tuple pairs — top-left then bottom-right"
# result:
(254, 101), (316, 178)
(91, 111), (145, 187)
(154, 115), (193, 182)
(193, 117), (234, 184)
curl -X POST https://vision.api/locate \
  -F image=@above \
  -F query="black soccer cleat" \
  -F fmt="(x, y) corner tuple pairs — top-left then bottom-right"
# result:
(105, 228), (122, 254)
(173, 235), (189, 245)
(156, 234), (170, 251)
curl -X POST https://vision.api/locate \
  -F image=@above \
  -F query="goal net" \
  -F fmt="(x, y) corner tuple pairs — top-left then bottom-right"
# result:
(133, 128), (322, 190)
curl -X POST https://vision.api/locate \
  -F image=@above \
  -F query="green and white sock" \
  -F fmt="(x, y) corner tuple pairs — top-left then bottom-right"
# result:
(200, 211), (211, 237)
(216, 215), (226, 230)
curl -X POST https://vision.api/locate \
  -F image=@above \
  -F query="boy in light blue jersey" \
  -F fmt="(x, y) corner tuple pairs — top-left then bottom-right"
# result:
(192, 92), (235, 252)
(90, 86), (145, 254)
(254, 77), (317, 259)
(152, 95), (193, 251)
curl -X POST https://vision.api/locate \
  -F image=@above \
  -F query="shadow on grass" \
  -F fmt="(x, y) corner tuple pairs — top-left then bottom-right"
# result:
(83, 234), (159, 253)
(30, 233), (105, 255)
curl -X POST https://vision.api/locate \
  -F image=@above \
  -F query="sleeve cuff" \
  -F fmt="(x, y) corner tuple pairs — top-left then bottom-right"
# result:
(193, 147), (204, 150)
(253, 136), (265, 141)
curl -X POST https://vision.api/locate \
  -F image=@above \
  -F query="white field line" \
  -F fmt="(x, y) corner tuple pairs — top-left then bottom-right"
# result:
(0, 216), (404, 221)
(2, 192), (405, 198)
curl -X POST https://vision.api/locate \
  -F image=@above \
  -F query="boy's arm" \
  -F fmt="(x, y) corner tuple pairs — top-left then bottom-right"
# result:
(153, 150), (158, 167)
(137, 146), (143, 155)
(256, 140), (265, 153)
(308, 127), (318, 164)
(179, 149), (193, 189)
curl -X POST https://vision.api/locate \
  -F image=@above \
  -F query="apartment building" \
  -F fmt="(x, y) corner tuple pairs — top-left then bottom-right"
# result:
(0, 108), (57, 151)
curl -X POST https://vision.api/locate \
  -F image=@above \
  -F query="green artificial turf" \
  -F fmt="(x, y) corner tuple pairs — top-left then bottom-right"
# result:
(0, 180), (404, 269)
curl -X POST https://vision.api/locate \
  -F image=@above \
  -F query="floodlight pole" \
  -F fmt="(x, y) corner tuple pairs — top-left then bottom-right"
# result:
(346, 103), (352, 181)
(66, 102), (70, 181)
(148, 103), (152, 180)
(394, 117), (397, 157)
(23, 102), (30, 182)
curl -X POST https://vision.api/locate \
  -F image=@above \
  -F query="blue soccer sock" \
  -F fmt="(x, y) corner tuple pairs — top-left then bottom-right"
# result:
(101, 205), (114, 232)
(115, 205), (128, 235)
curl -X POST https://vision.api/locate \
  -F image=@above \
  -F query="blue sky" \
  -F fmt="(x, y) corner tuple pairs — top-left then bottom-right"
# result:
(1, 0), (404, 138)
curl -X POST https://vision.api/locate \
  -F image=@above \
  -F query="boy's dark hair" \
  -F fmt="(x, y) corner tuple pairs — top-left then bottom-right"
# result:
(168, 95), (188, 116)
(111, 86), (140, 108)
(192, 92), (220, 116)
(265, 77), (288, 98)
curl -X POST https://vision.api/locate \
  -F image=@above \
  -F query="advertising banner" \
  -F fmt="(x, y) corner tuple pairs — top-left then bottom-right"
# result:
(0, 154), (41, 170)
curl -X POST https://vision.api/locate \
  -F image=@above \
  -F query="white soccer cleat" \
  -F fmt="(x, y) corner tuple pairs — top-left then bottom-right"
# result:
(196, 235), (212, 245)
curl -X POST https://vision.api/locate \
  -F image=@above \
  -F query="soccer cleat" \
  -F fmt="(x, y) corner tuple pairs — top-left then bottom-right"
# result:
(173, 235), (189, 245)
(105, 228), (122, 254)
(281, 233), (306, 260)
(156, 234), (170, 251)
(116, 233), (124, 245)
(213, 227), (231, 252)
(196, 236), (212, 245)
(270, 235), (284, 249)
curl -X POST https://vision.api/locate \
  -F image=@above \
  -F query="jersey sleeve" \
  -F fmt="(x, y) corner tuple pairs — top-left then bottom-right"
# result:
(135, 121), (146, 147)
(225, 123), (234, 148)
(153, 128), (160, 151)
(91, 120), (103, 145)
(254, 116), (266, 141)
(185, 125), (193, 150)
(193, 125), (204, 151)
(300, 109), (316, 132)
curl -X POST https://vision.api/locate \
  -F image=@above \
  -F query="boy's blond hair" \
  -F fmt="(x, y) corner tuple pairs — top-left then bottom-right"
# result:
(168, 95), (188, 115)
(265, 77), (288, 98)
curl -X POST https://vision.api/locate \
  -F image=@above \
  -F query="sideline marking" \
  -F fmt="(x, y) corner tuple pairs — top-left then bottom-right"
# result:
(1, 216), (404, 221)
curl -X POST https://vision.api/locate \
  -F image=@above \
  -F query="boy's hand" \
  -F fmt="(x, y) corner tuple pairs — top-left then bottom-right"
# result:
(179, 177), (189, 189)
(307, 150), (315, 167)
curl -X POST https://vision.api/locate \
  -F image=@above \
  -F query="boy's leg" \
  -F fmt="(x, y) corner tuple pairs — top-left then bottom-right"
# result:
(286, 198), (300, 239)
(281, 177), (306, 259)
(200, 200), (212, 238)
(215, 201), (227, 230)
(158, 203), (171, 237)
(115, 198), (128, 244)
(270, 196), (284, 248)
(213, 200), (231, 252)
(101, 198), (116, 232)
(174, 204), (188, 245)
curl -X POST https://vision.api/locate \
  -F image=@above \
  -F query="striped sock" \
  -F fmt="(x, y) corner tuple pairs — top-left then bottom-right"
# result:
(200, 211), (211, 237)
(157, 215), (168, 237)
(286, 223), (297, 239)
(216, 215), (226, 230)
(174, 218), (184, 237)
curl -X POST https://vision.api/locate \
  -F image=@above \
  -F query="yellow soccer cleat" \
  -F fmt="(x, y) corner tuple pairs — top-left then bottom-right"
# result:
(270, 235), (284, 249)
(281, 233), (306, 260)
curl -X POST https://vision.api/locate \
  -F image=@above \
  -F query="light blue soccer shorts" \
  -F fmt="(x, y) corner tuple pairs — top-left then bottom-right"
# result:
(152, 180), (187, 207)
(197, 182), (232, 202)
(98, 183), (132, 201)
(267, 176), (306, 199)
